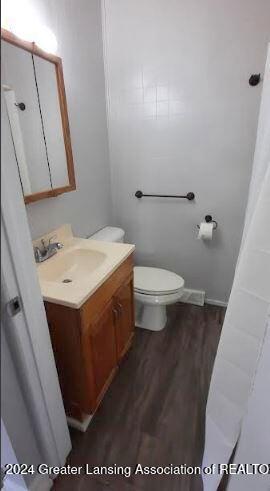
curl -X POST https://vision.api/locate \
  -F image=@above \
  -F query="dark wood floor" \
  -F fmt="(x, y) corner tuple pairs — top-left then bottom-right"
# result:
(53, 303), (225, 491)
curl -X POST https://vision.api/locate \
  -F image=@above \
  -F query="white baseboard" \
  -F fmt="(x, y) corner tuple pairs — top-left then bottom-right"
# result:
(179, 288), (228, 308)
(67, 413), (93, 432)
(205, 298), (228, 308)
(29, 475), (53, 491)
(180, 288), (205, 306)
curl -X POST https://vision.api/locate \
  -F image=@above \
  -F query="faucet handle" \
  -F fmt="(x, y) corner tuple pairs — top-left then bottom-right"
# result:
(48, 236), (64, 248)
(48, 235), (57, 244)
(33, 246), (43, 263)
(41, 235), (56, 250)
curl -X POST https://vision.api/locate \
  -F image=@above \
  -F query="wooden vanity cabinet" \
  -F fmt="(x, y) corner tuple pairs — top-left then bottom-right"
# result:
(114, 277), (134, 360)
(45, 254), (134, 421)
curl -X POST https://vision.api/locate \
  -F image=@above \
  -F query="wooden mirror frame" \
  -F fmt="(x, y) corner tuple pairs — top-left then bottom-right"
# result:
(1, 28), (76, 204)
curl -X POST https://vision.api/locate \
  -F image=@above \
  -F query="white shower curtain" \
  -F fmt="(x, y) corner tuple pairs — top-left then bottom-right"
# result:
(202, 44), (270, 491)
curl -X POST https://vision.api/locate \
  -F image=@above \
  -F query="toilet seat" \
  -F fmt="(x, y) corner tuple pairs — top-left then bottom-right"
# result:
(134, 266), (184, 296)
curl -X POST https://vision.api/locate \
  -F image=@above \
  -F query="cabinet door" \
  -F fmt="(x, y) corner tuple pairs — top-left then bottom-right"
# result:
(114, 274), (135, 361)
(46, 302), (92, 419)
(88, 300), (117, 407)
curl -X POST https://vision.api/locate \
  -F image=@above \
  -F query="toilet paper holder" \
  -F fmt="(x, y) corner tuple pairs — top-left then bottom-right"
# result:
(197, 215), (218, 229)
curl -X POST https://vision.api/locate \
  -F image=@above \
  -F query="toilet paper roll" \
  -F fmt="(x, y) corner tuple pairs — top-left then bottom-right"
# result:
(197, 222), (214, 240)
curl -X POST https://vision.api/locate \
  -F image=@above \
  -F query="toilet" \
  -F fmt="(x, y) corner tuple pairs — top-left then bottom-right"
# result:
(134, 266), (184, 331)
(89, 227), (185, 331)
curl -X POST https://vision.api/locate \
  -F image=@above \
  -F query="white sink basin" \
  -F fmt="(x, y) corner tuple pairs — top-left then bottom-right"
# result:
(40, 248), (106, 283)
(35, 224), (135, 308)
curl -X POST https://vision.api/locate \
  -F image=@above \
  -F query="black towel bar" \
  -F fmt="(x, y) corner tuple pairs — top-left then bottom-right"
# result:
(135, 190), (195, 201)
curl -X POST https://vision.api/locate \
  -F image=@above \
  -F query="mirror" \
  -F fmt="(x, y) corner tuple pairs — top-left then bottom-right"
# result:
(1, 29), (76, 203)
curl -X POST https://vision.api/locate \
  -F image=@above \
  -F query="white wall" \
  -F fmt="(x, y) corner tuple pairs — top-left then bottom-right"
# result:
(25, 0), (112, 239)
(102, 0), (270, 302)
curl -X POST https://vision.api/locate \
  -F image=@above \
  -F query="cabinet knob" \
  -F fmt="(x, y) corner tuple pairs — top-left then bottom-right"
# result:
(117, 302), (123, 312)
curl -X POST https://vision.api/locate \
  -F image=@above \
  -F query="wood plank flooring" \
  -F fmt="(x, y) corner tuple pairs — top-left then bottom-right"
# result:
(53, 303), (225, 491)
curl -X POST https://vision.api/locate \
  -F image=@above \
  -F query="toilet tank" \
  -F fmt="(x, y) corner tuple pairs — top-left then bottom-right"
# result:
(88, 226), (125, 243)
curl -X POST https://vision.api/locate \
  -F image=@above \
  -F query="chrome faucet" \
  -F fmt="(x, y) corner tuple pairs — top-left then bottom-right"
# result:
(34, 235), (63, 263)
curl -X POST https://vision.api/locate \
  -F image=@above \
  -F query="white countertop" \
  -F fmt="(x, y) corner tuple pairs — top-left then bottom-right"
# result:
(35, 225), (135, 309)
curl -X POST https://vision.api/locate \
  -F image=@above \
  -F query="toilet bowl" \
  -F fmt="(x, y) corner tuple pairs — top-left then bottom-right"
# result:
(134, 267), (184, 331)
(88, 227), (185, 331)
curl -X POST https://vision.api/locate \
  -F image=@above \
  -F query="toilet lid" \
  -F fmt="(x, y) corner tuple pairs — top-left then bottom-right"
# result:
(134, 267), (184, 295)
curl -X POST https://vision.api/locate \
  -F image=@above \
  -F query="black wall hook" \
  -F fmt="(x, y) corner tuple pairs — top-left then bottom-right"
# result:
(249, 74), (261, 86)
(14, 102), (26, 111)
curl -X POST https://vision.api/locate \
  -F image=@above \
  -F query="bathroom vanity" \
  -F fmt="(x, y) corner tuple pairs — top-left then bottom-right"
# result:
(35, 226), (135, 424)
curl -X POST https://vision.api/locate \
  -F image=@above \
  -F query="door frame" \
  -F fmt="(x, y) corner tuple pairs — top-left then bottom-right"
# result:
(1, 90), (71, 474)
